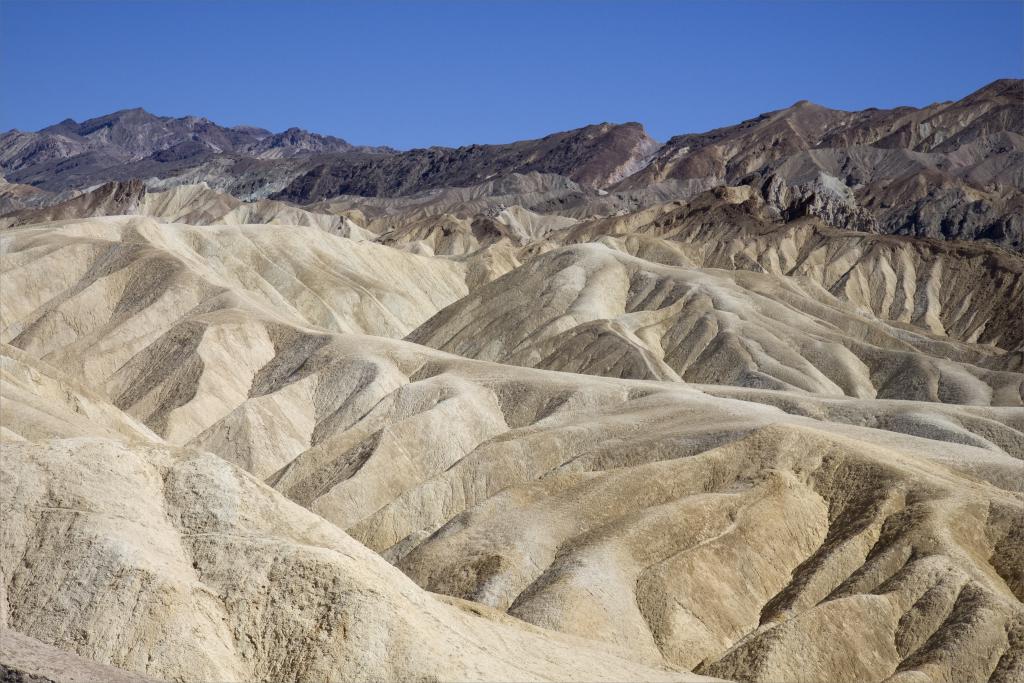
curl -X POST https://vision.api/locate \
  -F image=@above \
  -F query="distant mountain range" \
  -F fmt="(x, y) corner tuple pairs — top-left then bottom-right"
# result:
(2, 79), (1022, 250)
(0, 107), (383, 171)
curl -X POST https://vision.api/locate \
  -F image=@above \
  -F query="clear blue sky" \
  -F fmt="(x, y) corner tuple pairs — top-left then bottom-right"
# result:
(2, 1), (1021, 149)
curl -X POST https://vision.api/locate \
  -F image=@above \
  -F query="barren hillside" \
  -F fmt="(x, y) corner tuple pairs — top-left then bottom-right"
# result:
(2, 82), (1022, 683)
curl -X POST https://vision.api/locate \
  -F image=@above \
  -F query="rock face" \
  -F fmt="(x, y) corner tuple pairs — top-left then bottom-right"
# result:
(1, 629), (163, 683)
(0, 180), (145, 229)
(272, 122), (659, 201)
(2, 83), (1023, 683)
(616, 80), (1024, 251)
(0, 177), (50, 214)
(4, 81), (1022, 251)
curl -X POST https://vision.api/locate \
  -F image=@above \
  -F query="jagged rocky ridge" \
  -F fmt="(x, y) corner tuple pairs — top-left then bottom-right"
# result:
(3, 79), (1022, 251)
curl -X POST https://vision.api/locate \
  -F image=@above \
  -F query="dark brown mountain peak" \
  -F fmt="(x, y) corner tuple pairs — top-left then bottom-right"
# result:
(963, 77), (1023, 102)
(274, 121), (660, 202)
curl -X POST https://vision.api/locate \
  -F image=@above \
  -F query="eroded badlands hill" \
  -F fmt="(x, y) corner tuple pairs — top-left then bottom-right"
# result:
(409, 190), (1024, 404)
(1, 351), (708, 683)
(2, 82), (1023, 683)
(2, 196), (1023, 682)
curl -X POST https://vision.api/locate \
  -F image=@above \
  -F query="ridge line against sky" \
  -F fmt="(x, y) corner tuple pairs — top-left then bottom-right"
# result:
(2, 0), (1022, 149)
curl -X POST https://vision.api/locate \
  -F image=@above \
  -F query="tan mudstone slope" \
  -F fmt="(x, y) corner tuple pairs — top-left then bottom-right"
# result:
(1, 201), (1022, 683)
(1, 405), (700, 681)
